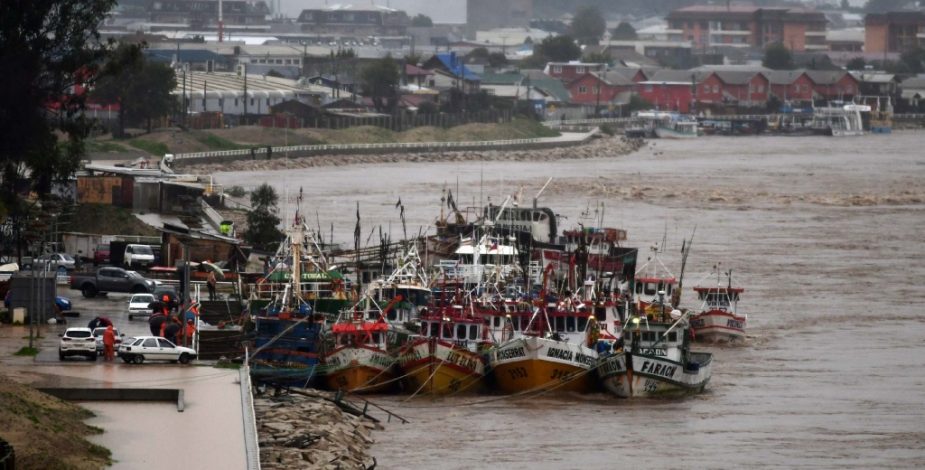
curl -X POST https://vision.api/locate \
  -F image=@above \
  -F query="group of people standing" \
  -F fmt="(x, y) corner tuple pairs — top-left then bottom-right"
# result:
(148, 294), (197, 347)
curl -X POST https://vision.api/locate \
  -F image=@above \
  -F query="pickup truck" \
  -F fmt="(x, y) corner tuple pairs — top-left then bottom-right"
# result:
(69, 267), (157, 298)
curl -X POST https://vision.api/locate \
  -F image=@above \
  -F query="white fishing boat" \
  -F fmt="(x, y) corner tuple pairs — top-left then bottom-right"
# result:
(689, 268), (746, 343)
(598, 304), (712, 398)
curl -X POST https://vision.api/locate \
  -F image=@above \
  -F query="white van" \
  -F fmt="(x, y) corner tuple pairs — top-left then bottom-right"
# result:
(124, 244), (155, 268)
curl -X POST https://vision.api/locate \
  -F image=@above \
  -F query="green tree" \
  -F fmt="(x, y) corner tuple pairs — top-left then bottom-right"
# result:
(488, 52), (508, 68)
(245, 183), (283, 252)
(845, 57), (866, 70)
(92, 43), (177, 136)
(763, 43), (794, 70)
(570, 6), (606, 46)
(467, 47), (490, 63)
(360, 55), (400, 113)
(411, 14), (433, 27)
(899, 46), (925, 74)
(533, 35), (582, 64)
(611, 22), (638, 40)
(583, 51), (612, 65)
(0, 0), (116, 261)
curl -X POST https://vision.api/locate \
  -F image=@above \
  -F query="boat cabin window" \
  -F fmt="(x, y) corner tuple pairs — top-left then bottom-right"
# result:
(493, 316), (501, 328)
(509, 317), (519, 330)
(645, 282), (657, 296)
(566, 316), (576, 332)
(420, 321), (428, 333)
(443, 324), (453, 339)
(456, 324), (466, 339)
(577, 316), (588, 332)
(387, 309), (398, 321)
(594, 307), (606, 321)
(642, 331), (656, 342)
(624, 331), (632, 341)
(469, 325), (478, 340)
(667, 332), (677, 343)
(430, 322), (439, 337)
(555, 316), (566, 332)
(370, 333), (381, 344)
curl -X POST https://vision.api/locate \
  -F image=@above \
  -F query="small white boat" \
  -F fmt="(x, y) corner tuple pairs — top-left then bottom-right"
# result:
(811, 102), (868, 136)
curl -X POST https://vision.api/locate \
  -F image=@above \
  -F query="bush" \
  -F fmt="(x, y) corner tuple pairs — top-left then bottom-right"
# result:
(225, 185), (246, 198)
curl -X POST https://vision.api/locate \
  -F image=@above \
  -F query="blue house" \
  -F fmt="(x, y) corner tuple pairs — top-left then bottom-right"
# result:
(421, 52), (480, 93)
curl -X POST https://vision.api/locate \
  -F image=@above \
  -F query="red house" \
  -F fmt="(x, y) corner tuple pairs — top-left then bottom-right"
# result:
(766, 70), (815, 103)
(636, 81), (694, 113)
(696, 71), (769, 108)
(806, 70), (859, 100)
(567, 71), (635, 105)
(544, 61), (606, 82)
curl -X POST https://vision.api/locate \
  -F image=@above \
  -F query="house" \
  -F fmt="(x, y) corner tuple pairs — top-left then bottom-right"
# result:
(765, 70), (815, 103)
(567, 71), (636, 105)
(899, 76), (925, 111)
(543, 62), (606, 82)
(636, 81), (694, 113)
(404, 64), (434, 88)
(864, 11), (925, 54)
(805, 70), (859, 100)
(851, 71), (899, 97)
(421, 52), (481, 93)
(696, 70), (770, 107)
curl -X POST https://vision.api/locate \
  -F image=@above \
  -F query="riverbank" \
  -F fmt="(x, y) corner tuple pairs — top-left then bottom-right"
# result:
(255, 390), (380, 469)
(180, 134), (645, 174)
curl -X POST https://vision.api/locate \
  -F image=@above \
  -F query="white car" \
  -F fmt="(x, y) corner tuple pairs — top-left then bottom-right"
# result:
(34, 253), (77, 272)
(127, 293), (155, 320)
(59, 327), (97, 361)
(92, 327), (123, 355)
(118, 336), (197, 364)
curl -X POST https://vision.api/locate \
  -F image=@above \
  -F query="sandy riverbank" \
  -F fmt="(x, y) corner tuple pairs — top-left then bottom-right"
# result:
(179, 135), (645, 174)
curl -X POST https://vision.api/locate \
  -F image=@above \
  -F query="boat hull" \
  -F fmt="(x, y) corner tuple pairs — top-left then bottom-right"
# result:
(398, 339), (486, 395)
(689, 310), (746, 343)
(598, 351), (712, 398)
(323, 346), (396, 393)
(655, 127), (699, 139)
(489, 336), (597, 394)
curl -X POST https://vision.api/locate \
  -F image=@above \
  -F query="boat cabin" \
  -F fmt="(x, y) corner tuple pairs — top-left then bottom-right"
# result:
(418, 314), (486, 351)
(330, 321), (390, 349)
(693, 286), (743, 313)
(622, 322), (684, 362)
(634, 276), (677, 304)
(483, 205), (557, 245)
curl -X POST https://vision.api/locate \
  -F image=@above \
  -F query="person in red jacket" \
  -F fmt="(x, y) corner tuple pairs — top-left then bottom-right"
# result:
(102, 325), (116, 361)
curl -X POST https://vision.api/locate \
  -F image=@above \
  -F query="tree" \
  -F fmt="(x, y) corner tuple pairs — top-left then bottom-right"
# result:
(360, 55), (400, 113)
(488, 52), (508, 68)
(846, 57), (867, 70)
(570, 6), (606, 46)
(534, 35), (582, 63)
(411, 14), (433, 27)
(583, 51), (612, 65)
(611, 22), (638, 40)
(467, 47), (490, 63)
(899, 46), (925, 74)
(92, 43), (177, 136)
(0, 0), (116, 261)
(763, 43), (794, 70)
(245, 183), (283, 252)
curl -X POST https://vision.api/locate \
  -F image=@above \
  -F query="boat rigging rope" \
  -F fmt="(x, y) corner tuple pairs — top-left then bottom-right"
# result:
(402, 358), (446, 401)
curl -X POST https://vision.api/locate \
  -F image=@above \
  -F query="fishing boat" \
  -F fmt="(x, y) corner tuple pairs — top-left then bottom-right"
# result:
(689, 269), (746, 343)
(397, 305), (491, 395)
(654, 115), (701, 139)
(488, 268), (602, 394)
(598, 305), (712, 398)
(811, 102), (868, 136)
(323, 309), (398, 394)
(249, 225), (327, 387)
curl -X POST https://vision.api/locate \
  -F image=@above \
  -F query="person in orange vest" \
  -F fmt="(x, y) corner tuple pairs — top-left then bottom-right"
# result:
(102, 325), (116, 361)
(159, 317), (168, 338)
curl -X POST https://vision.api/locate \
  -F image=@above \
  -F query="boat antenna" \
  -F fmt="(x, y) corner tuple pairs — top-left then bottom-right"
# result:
(673, 226), (695, 308)
(534, 177), (552, 209)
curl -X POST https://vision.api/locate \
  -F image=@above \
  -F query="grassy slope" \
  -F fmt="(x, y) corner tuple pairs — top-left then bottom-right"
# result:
(62, 204), (158, 237)
(0, 374), (111, 469)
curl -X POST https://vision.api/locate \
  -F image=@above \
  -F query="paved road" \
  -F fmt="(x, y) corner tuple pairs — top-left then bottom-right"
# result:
(8, 285), (250, 470)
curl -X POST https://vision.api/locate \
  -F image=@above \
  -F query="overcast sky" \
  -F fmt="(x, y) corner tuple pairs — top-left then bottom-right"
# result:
(279, 0), (467, 24)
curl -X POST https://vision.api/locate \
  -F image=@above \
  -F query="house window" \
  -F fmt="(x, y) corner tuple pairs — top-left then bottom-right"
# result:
(757, 85), (764, 92)
(645, 84), (653, 92)
(553, 65), (562, 73)
(576, 66), (585, 74)
(578, 85), (588, 94)
(592, 86), (599, 94)
(713, 85), (719, 93)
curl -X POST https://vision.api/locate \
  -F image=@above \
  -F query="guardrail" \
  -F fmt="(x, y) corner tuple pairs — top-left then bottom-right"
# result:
(894, 113), (925, 119)
(544, 118), (637, 127)
(241, 351), (261, 470)
(166, 133), (596, 166)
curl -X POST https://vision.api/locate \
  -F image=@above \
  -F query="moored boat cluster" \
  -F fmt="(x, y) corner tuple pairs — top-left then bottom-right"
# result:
(247, 195), (747, 400)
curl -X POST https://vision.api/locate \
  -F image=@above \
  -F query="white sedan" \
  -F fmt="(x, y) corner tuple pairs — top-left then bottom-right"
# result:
(127, 293), (155, 320)
(118, 336), (197, 364)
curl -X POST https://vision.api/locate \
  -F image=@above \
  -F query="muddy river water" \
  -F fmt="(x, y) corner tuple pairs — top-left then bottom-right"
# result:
(217, 132), (925, 468)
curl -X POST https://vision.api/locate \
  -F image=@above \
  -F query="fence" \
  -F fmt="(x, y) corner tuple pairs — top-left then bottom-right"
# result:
(258, 109), (514, 131)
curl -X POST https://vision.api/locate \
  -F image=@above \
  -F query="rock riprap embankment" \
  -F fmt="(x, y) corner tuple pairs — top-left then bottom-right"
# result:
(255, 391), (382, 469)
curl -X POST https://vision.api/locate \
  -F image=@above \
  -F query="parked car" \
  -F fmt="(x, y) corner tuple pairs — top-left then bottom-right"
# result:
(127, 293), (155, 320)
(69, 267), (156, 298)
(124, 244), (155, 269)
(118, 336), (197, 364)
(59, 327), (97, 361)
(29, 253), (76, 272)
(93, 243), (110, 265)
(92, 327), (124, 355)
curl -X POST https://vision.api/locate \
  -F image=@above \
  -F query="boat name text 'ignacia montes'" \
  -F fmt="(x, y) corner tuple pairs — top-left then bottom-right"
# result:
(547, 347), (596, 366)
(640, 360), (677, 379)
(497, 346), (526, 360)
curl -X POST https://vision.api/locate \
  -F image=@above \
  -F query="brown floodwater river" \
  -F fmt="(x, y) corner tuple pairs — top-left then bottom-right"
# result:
(216, 132), (925, 468)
